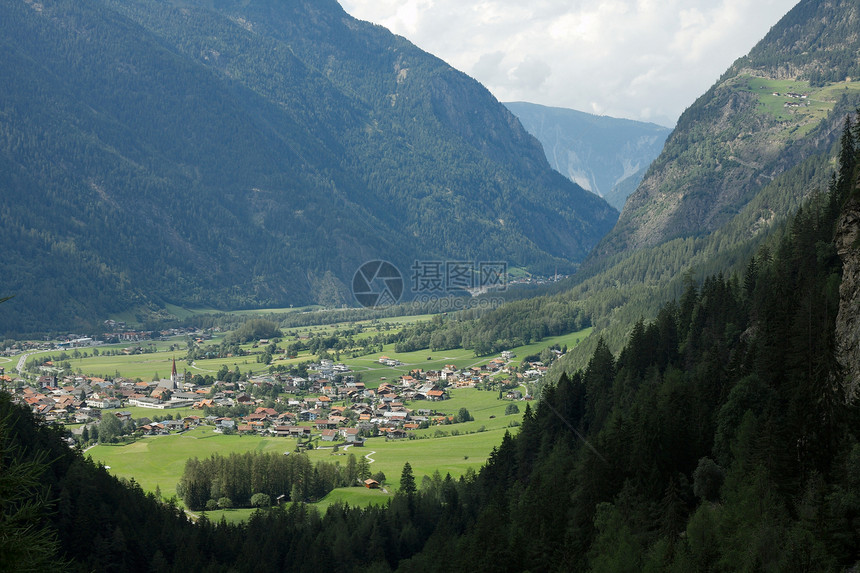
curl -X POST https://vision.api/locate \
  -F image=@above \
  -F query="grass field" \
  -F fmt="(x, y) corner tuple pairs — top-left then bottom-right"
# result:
(89, 420), (514, 504)
(740, 75), (860, 137)
(313, 486), (394, 513)
(88, 426), (291, 500)
(117, 406), (198, 420)
(308, 428), (513, 482)
(505, 329), (592, 367)
(192, 487), (394, 523)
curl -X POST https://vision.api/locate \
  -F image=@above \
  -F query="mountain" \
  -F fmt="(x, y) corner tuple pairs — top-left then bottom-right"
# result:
(0, 0), (617, 336)
(593, 0), (860, 259)
(505, 102), (671, 210)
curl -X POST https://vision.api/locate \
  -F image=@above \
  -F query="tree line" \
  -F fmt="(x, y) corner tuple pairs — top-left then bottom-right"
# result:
(177, 451), (375, 511)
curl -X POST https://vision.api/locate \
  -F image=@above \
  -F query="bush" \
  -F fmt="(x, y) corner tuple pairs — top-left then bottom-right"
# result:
(250, 493), (271, 508)
(456, 408), (473, 423)
(217, 497), (233, 510)
(505, 403), (520, 415)
(692, 457), (725, 502)
(205, 499), (218, 511)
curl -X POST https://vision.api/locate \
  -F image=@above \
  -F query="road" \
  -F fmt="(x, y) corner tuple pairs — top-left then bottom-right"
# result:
(16, 350), (43, 375)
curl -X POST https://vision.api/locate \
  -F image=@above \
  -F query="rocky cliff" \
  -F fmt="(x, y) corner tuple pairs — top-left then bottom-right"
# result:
(836, 187), (860, 403)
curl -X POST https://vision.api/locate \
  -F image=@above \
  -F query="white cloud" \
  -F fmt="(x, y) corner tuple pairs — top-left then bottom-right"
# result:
(339, 0), (800, 126)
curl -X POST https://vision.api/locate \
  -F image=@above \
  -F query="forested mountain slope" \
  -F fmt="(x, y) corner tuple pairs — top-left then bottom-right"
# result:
(0, 0), (616, 336)
(505, 102), (671, 210)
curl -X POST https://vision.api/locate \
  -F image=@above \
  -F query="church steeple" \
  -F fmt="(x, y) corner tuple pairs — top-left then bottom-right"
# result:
(171, 357), (178, 389)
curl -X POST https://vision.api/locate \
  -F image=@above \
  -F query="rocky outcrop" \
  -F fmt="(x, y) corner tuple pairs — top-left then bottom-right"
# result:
(835, 192), (860, 403)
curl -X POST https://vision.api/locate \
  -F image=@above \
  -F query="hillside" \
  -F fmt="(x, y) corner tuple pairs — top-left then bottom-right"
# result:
(0, 0), (616, 336)
(593, 0), (860, 258)
(505, 102), (671, 210)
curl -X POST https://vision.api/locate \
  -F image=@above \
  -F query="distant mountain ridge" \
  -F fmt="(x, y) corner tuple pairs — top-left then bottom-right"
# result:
(505, 102), (671, 210)
(0, 0), (616, 335)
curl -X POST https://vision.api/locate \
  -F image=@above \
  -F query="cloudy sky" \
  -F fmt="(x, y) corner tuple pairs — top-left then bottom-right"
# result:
(339, 0), (800, 127)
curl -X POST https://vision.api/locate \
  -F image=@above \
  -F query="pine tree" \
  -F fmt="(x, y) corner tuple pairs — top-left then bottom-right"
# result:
(0, 398), (67, 571)
(837, 114), (856, 201)
(399, 462), (416, 495)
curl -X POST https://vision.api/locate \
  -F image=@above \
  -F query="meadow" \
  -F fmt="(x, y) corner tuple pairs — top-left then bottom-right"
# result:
(89, 422), (511, 510)
(741, 75), (860, 136)
(87, 426), (289, 500)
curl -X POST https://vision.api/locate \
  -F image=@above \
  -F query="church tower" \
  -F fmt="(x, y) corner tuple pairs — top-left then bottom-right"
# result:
(171, 357), (178, 390)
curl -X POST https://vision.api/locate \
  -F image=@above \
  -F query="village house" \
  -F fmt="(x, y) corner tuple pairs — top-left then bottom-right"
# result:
(320, 429), (338, 442)
(88, 394), (121, 409)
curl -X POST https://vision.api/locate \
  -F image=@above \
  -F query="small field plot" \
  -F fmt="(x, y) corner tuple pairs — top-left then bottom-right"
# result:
(504, 328), (592, 367)
(342, 346), (481, 388)
(117, 406), (198, 420)
(313, 486), (394, 513)
(307, 427), (513, 484)
(89, 427), (290, 500)
(742, 75), (860, 136)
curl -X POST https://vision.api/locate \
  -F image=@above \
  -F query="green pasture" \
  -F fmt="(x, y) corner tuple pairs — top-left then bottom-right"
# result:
(63, 351), (187, 381)
(405, 387), (524, 436)
(187, 354), (269, 377)
(196, 487), (394, 523)
(340, 346), (483, 388)
(88, 426), (290, 500)
(313, 486), (394, 513)
(284, 314), (435, 339)
(505, 328), (592, 367)
(36, 314), (591, 384)
(89, 416), (519, 504)
(115, 405), (198, 420)
(195, 507), (260, 525)
(741, 75), (860, 135)
(305, 427), (513, 484)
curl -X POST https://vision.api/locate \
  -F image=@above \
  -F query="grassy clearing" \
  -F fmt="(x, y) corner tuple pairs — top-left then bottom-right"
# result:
(505, 328), (592, 368)
(306, 427), (514, 483)
(64, 351), (187, 381)
(88, 427), (290, 500)
(195, 507), (261, 525)
(115, 405), (198, 420)
(197, 489), (394, 523)
(741, 75), (860, 137)
(90, 418), (519, 504)
(313, 487), (394, 513)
